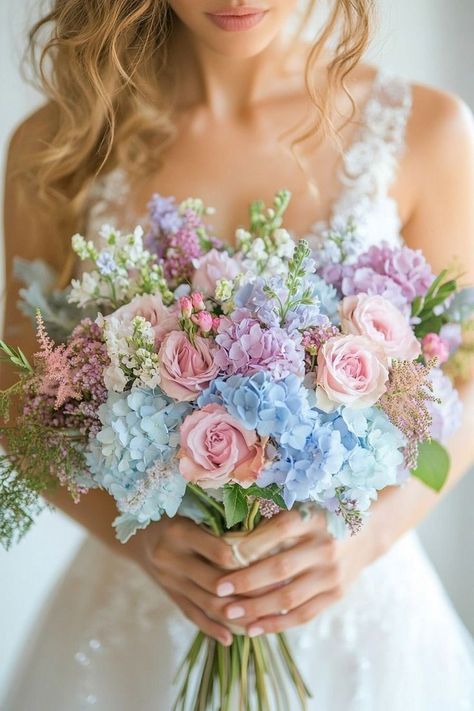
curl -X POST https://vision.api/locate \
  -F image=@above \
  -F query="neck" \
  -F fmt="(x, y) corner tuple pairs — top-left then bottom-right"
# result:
(168, 19), (296, 118)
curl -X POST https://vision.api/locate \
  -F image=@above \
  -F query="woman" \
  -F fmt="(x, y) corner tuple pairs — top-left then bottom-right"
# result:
(2, 1), (474, 709)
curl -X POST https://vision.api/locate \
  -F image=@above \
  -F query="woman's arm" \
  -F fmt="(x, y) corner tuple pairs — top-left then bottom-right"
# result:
(211, 87), (474, 636)
(2, 111), (242, 647)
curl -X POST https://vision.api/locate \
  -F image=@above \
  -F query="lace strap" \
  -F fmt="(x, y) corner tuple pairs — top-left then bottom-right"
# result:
(83, 166), (140, 240)
(335, 70), (412, 209)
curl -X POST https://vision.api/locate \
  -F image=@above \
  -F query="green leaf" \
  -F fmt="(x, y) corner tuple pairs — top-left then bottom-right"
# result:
(411, 439), (450, 492)
(223, 485), (248, 528)
(414, 315), (445, 339)
(244, 483), (287, 510)
(411, 295), (425, 318)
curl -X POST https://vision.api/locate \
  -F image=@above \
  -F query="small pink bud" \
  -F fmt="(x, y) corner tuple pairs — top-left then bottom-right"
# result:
(179, 296), (193, 318)
(422, 333), (449, 364)
(191, 292), (205, 312)
(191, 311), (213, 334)
(212, 316), (221, 332)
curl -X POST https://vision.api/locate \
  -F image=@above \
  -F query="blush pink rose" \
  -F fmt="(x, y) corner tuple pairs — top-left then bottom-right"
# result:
(158, 331), (221, 401)
(108, 293), (179, 347)
(192, 249), (241, 295)
(316, 334), (389, 411)
(339, 293), (421, 361)
(179, 403), (265, 488)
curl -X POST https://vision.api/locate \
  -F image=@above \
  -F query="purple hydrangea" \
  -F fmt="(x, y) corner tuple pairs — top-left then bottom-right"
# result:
(322, 243), (435, 315)
(214, 308), (305, 378)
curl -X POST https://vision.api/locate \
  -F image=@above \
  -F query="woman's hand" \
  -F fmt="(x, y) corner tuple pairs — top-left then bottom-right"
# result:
(214, 508), (380, 637)
(125, 515), (245, 647)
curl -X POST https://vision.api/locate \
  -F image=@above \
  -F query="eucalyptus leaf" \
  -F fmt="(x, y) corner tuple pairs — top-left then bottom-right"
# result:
(411, 440), (450, 492)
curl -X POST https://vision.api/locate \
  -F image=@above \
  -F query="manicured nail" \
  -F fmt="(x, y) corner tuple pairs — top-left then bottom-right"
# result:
(248, 626), (264, 638)
(217, 582), (235, 597)
(226, 606), (245, 620)
(220, 634), (233, 647)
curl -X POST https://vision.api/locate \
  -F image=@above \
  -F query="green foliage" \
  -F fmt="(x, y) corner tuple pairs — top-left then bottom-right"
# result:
(0, 340), (33, 373)
(0, 456), (52, 550)
(411, 439), (450, 492)
(0, 419), (88, 549)
(412, 270), (458, 339)
(223, 484), (249, 528)
(244, 483), (287, 510)
(248, 190), (291, 239)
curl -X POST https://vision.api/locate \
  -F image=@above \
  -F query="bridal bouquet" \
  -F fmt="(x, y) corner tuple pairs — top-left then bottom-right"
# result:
(1, 189), (472, 710)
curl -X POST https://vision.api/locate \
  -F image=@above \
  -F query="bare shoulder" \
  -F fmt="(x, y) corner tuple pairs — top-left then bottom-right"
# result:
(400, 82), (474, 277)
(6, 101), (59, 174)
(406, 82), (474, 169)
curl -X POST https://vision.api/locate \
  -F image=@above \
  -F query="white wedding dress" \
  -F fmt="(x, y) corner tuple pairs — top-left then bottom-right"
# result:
(3, 71), (474, 711)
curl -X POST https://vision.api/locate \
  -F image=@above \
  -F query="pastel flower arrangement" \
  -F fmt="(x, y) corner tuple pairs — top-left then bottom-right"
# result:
(1, 188), (472, 711)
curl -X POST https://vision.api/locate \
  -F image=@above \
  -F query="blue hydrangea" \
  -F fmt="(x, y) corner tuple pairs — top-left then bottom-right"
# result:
(198, 372), (314, 448)
(259, 420), (346, 508)
(259, 404), (406, 514)
(86, 388), (191, 539)
(308, 274), (341, 324)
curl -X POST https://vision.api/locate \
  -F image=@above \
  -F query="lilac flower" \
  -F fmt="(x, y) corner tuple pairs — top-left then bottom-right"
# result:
(147, 194), (183, 235)
(214, 308), (305, 378)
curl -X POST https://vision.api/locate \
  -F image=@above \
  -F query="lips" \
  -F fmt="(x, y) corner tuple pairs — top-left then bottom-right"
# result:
(206, 6), (268, 31)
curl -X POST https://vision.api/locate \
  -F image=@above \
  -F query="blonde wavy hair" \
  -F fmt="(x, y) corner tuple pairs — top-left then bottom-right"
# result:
(17, 0), (374, 278)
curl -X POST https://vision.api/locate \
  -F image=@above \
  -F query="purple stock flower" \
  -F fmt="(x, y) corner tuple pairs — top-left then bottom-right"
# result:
(214, 308), (305, 378)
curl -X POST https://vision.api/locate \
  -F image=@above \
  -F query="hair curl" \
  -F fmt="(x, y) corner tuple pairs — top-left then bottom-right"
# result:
(15, 0), (374, 272)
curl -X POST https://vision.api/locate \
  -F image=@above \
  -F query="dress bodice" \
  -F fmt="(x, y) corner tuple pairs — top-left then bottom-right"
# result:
(82, 70), (412, 258)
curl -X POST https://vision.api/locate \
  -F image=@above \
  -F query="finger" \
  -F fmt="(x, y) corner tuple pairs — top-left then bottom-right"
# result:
(215, 539), (335, 596)
(170, 578), (245, 627)
(246, 589), (342, 636)
(152, 549), (223, 595)
(222, 569), (337, 623)
(167, 590), (233, 647)
(186, 525), (238, 570)
(235, 509), (328, 564)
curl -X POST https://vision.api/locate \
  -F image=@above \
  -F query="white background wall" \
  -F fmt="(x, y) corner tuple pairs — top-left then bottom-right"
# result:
(1, 0), (473, 702)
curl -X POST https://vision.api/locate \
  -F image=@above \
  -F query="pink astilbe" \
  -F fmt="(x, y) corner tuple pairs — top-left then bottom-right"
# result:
(34, 312), (80, 408)
(379, 359), (439, 469)
(26, 316), (109, 438)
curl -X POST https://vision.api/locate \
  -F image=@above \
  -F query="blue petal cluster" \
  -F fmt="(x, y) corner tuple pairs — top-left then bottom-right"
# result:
(259, 404), (406, 512)
(198, 372), (314, 448)
(86, 388), (191, 538)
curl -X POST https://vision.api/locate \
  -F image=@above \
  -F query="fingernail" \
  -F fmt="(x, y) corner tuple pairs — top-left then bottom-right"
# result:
(220, 634), (233, 647)
(226, 606), (245, 620)
(248, 626), (264, 638)
(217, 582), (235, 597)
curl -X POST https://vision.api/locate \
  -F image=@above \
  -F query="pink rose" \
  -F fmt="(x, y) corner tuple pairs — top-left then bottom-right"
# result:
(316, 334), (389, 410)
(422, 333), (450, 364)
(192, 249), (241, 295)
(179, 404), (265, 488)
(108, 293), (179, 347)
(340, 293), (421, 361)
(158, 331), (221, 401)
